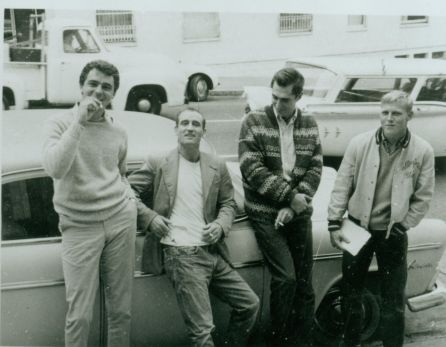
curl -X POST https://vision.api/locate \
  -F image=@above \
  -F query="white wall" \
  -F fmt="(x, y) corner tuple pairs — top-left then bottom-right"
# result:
(45, 10), (446, 74)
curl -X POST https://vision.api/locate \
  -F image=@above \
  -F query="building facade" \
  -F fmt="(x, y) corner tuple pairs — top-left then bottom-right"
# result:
(6, 9), (446, 77)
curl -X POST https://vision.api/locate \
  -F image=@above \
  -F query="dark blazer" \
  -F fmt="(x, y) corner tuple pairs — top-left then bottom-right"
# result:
(128, 149), (237, 273)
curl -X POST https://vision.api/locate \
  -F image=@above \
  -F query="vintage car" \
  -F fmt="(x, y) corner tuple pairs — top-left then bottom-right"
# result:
(244, 57), (446, 163)
(2, 109), (446, 346)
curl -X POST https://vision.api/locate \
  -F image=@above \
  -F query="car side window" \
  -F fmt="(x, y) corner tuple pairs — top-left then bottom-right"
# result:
(336, 77), (417, 102)
(1, 177), (59, 241)
(417, 77), (446, 102)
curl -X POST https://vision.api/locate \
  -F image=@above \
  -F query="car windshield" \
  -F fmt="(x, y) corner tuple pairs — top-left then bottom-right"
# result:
(63, 29), (100, 53)
(285, 61), (338, 98)
(335, 77), (417, 102)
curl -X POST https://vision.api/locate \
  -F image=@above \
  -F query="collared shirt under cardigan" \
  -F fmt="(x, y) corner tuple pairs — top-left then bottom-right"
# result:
(273, 106), (298, 181)
(327, 128), (435, 238)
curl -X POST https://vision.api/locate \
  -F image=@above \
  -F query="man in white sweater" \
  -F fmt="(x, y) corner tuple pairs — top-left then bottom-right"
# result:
(42, 60), (137, 347)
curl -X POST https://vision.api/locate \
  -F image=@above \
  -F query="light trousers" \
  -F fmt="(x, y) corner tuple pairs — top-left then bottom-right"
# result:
(59, 200), (137, 347)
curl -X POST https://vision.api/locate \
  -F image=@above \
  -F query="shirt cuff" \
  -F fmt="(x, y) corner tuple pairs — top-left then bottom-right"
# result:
(328, 220), (342, 232)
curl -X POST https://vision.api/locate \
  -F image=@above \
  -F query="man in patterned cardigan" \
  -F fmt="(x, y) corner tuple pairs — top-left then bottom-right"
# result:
(239, 67), (323, 347)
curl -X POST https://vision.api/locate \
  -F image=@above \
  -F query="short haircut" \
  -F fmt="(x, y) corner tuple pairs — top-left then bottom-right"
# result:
(175, 107), (206, 130)
(79, 60), (120, 93)
(270, 67), (305, 96)
(381, 90), (413, 113)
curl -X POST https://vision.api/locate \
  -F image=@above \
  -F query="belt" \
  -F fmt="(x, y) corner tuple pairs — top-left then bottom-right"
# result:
(163, 244), (218, 253)
(348, 215), (387, 233)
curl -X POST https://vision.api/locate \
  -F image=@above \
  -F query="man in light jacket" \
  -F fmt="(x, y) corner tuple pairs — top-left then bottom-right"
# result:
(327, 90), (435, 347)
(129, 108), (259, 347)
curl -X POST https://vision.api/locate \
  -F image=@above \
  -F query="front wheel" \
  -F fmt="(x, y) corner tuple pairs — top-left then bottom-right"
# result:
(188, 75), (209, 102)
(313, 286), (380, 344)
(126, 88), (162, 115)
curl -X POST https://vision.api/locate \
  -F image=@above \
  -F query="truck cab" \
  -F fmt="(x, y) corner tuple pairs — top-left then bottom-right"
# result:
(3, 16), (188, 114)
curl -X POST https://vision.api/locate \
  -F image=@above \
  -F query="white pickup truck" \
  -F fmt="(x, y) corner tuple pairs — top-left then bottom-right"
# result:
(3, 17), (189, 114)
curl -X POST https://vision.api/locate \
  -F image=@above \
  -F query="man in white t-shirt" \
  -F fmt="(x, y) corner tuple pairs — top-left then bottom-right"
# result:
(129, 108), (259, 347)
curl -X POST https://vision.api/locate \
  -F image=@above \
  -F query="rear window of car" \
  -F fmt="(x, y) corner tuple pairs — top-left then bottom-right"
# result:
(416, 77), (446, 102)
(2, 177), (60, 241)
(336, 77), (417, 102)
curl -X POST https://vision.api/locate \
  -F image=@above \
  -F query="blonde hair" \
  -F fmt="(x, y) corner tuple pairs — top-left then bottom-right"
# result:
(381, 90), (413, 113)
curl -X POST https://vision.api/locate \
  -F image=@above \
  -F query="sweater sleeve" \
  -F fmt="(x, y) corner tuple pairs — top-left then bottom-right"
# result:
(295, 118), (323, 197)
(118, 129), (135, 199)
(42, 115), (84, 179)
(238, 114), (294, 204)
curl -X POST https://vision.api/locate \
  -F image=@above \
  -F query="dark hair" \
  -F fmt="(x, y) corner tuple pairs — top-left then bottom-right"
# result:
(79, 60), (120, 93)
(270, 67), (305, 96)
(175, 107), (206, 130)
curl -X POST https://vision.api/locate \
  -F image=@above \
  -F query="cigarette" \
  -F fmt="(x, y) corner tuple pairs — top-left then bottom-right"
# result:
(278, 222), (284, 227)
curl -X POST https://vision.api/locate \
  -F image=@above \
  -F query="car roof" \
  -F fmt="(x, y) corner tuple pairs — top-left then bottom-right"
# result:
(286, 57), (446, 76)
(1, 109), (198, 175)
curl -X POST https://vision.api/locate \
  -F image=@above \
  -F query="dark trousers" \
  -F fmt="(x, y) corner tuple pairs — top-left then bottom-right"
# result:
(341, 229), (408, 347)
(250, 218), (314, 346)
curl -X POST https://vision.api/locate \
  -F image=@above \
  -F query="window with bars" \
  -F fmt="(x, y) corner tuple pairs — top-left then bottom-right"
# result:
(96, 10), (136, 44)
(182, 12), (220, 42)
(279, 13), (313, 34)
(401, 16), (429, 25)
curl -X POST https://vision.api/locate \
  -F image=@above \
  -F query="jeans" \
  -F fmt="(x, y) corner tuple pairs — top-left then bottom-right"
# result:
(59, 199), (137, 347)
(250, 218), (315, 346)
(163, 245), (260, 347)
(341, 229), (408, 347)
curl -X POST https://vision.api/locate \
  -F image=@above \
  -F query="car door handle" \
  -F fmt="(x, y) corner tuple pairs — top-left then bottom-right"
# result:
(323, 127), (329, 138)
(335, 127), (341, 137)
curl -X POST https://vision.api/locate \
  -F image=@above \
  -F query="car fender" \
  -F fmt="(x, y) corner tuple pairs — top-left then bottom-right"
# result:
(113, 71), (187, 110)
(2, 72), (28, 110)
(182, 63), (220, 90)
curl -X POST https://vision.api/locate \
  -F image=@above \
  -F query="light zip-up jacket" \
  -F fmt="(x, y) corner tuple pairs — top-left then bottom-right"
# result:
(328, 129), (435, 238)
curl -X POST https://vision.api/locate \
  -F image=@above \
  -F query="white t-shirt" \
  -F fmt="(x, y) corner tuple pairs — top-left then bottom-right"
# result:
(161, 156), (207, 246)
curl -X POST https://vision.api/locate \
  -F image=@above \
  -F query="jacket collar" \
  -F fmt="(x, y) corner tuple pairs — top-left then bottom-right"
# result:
(375, 127), (411, 149)
(161, 149), (218, 207)
(265, 105), (302, 128)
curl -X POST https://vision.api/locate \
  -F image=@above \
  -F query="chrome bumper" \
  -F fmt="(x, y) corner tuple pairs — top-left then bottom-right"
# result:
(407, 280), (446, 312)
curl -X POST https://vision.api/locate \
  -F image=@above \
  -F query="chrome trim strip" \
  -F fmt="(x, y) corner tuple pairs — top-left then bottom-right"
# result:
(234, 215), (249, 223)
(134, 260), (265, 278)
(1, 237), (62, 247)
(232, 260), (264, 269)
(2, 279), (65, 291)
(408, 243), (443, 251)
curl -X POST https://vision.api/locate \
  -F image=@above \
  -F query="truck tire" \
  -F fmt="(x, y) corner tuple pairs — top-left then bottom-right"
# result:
(3, 96), (10, 110)
(188, 74), (209, 102)
(313, 286), (380, 344)
(126, 88), (162, 115)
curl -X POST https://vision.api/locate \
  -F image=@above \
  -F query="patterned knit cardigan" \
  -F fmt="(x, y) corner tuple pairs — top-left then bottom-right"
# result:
(238, 105), (323, 222)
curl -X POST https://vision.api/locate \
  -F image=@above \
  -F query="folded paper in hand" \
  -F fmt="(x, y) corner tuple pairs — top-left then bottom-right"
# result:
(340, 218), (371, 256)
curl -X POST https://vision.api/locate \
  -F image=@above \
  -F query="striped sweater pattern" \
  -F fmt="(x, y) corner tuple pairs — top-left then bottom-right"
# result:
(238, 105), (323, 222)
